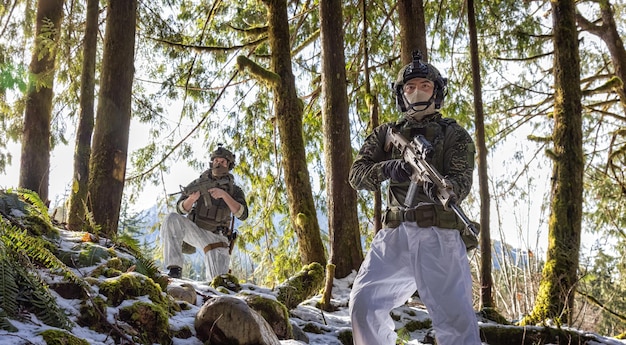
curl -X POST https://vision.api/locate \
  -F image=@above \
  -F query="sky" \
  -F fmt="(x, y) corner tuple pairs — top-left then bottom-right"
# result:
(1, 228), (624, 345)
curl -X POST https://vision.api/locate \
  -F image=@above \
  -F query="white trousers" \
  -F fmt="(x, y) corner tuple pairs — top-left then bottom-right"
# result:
(350, 223), (481, 345)
(161, 212), (230, 281)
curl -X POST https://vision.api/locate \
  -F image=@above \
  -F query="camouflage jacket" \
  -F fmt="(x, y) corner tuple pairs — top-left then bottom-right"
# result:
(177, 171), (249, 232)
(349, 113), (475, 208)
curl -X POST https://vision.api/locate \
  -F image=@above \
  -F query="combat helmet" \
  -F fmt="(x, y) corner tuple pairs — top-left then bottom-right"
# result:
(392, 50), (448, 111)
(210, 144), (236, 170)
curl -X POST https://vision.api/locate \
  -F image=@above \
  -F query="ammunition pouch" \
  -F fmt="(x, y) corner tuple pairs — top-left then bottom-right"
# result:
(383, 204), (479, 251)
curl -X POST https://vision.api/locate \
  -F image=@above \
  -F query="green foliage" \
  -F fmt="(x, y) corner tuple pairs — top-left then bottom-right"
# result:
(0, 308), (18, 332)
(40, 329), (90, 345)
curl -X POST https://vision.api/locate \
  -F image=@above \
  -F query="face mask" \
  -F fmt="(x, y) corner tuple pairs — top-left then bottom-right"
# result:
(403, 89), (436, 120)
(211, 164), (229, 177)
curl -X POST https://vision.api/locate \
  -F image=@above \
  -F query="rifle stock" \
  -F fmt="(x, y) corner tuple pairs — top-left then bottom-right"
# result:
(385, 127), (479, 236)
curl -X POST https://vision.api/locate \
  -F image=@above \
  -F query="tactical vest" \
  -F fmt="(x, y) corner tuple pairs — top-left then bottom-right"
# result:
(191, 172), (235, 233)
(389, 116), (456, 207)
(384, 116), (479, 251)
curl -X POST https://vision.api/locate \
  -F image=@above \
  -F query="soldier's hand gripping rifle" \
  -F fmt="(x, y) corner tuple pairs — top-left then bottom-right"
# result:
(170, 176), (232, 208)
(385, 127), (479, 236)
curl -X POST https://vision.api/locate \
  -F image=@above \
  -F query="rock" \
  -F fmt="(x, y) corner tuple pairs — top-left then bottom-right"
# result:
(242, 293), (293, 339)
(167, 283), (197, 305)
(195, 295), (281, 345)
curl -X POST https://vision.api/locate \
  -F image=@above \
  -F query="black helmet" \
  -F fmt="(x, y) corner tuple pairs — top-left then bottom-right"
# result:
(210, 144), (236, 170)
(392, 50), (448, 111)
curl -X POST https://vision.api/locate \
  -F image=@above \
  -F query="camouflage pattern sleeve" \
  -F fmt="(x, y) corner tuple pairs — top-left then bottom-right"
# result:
(442, 122), (476, 202)
(232, 184), (249, 221)
(349, 124), (394, 191)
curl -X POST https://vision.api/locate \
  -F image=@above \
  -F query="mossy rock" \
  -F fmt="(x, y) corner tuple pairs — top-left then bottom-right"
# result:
(275, 262), (325, 309)
(210, 273), (242, 292)
(118, 301), (171, 344)
(479, 307), (510, 325)
(98, 272), (167, 307)
(77, 296), (109, 333)
(39, 329), (90, 345)
(242, 293), (293, 339)
(337, 329), (353, 345)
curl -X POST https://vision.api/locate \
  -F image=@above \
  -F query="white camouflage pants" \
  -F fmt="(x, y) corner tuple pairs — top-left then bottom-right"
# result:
(350, 222), (481, 345)
(161, 212), (230, 281)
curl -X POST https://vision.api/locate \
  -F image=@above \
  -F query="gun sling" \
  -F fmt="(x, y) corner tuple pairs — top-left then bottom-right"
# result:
(383, 204), (465, 231)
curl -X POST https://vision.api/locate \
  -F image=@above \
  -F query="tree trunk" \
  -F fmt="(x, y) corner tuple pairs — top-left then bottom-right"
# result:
(467, 0), (494, 309)
(523, 0), (583, 325)
(261, 0), (326, 266)
(361, 0), (383, 234)
(576, 0), (626, 114)
(319, 0), (363, 278)
(88, 0), (137, 237)
(398, 0), (427, 62)
(67, 0), (99, 231)
(19, 0), (64, 203)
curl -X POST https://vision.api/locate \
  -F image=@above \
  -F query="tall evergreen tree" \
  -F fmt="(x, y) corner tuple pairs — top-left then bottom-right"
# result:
(258, 0), (326, 266)
(467, 0), (494, 310)
(19, 0), (64, 202)
(319, 0), (363, 278)
(523, 0), (583, 325)
(398, 0), (427, 63)
(67, 0), (99, 231)
(88, 0), (137, 237)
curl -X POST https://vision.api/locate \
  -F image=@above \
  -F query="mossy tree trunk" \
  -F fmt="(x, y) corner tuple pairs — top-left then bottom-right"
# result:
(67, 0), (99, 231)
(19, 0), (64, 203)
(319, 0), (363, 278)
(88, 0), (137, 237)
(261, 0), (326, 266)
(523, 0), (583, 326)
(467, 0), (494, 309)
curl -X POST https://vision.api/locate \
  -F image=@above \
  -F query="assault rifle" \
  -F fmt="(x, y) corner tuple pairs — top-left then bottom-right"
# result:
(171, 175), (232, 208)
(385, 127), (479, 236)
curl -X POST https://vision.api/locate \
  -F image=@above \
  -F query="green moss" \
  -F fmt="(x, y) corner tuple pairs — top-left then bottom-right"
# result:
(118, 301), (171, 344)
(39, 329), (90, 345)
(276, 262), (325, 309)
(337, 329), (353, 345)
(302, 322), (323, 334)
(74, 242), (113, 267)
(243, 293), (293, 339)
(77, 296), (109, 333)
(98, 272), (167, 307)
(480, 307), (510, 325)
(403, 319), (432, 332)
(210, 273), (241, 292)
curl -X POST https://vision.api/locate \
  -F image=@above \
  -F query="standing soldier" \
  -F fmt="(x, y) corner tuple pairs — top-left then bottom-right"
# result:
(348, 51), (481, 345)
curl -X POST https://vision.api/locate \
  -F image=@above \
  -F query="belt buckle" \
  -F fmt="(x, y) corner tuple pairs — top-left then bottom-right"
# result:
(403, 209), (417, 222)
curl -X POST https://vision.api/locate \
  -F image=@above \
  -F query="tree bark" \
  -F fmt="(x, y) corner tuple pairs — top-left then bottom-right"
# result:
(67, 0), (99, 231)
(261, 0), (326, 266)
(398, 0), (427, 63)
(19, 0), (64, 203)
(319, 0), (363, 278)
(361, 0), (383, 234)
(523, 0), (583, 325)
(88, 0), (137, 237)
(467, 0), (494, 309)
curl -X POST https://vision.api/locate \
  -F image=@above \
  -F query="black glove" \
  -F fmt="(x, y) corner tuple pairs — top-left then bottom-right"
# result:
(423, 180), (438, 202)
(382, 159), (413, 182)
